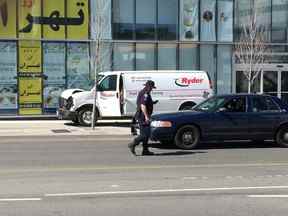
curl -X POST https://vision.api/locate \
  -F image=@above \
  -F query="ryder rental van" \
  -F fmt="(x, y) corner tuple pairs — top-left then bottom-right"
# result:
(57, 71), (213, 126)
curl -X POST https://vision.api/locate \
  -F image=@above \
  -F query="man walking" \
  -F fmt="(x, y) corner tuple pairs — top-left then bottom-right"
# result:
(128, 80), (157, 156)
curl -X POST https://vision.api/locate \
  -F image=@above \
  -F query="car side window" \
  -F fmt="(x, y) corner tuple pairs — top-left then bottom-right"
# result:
(251, 96), (281, 113)
(97, 75), (117, 91)
(222, 97), (246, 112)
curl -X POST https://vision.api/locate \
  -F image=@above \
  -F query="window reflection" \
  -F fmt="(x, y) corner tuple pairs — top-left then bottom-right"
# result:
(158, 0), (178, 40)
(112, 0), (134, 40)
(136, 44), (155, 70)
(136, 0), (156, 40)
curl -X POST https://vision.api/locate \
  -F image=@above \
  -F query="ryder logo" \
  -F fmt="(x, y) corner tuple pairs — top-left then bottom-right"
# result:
(175, 77), (204, 87)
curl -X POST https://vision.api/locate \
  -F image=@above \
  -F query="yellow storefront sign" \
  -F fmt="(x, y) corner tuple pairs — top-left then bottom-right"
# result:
(43, 0), (65, 39)
(19, 76), (42, 115)
(67, 0), (89, 39)
(18, 0), (41, 39)
(0, 0), (16, 38)
(19, 40), (42, 73)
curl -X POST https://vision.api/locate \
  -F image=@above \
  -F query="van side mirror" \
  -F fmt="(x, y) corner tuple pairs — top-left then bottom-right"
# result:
(96, 84), (103, 91)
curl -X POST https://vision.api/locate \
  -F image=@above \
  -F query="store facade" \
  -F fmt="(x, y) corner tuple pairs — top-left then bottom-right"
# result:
(0, 0), (287, 116)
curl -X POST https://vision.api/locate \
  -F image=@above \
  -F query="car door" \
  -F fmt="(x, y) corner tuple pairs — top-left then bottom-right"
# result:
(97, 74), (121, 117)
(208, 96), (249, 139)
(247, 95), (283, 139)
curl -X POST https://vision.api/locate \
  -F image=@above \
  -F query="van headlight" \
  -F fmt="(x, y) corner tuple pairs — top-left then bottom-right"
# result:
(151, 120), (172, 128)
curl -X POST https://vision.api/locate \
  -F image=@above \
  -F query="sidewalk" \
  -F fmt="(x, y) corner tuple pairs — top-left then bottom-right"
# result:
(0, 120), (132, 137)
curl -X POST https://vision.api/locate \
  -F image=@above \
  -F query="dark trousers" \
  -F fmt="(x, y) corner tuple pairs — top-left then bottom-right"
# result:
(133, 123), (150, 150)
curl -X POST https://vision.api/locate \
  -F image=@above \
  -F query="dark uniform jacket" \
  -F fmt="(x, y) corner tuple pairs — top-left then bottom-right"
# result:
(135, 89), (153, 124)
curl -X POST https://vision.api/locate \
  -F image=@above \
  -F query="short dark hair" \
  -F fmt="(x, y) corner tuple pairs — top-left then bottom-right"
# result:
(144, 80), (156, 89)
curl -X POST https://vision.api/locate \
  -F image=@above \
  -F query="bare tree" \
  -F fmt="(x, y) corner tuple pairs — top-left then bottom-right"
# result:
(234, 4), (269, 93)
(90, 0), (112, 129)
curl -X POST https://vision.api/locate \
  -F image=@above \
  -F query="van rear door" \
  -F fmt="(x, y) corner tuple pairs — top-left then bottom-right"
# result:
(97, 74), (121, 117)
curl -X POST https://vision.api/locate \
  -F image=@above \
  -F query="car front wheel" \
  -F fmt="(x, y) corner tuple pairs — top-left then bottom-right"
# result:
(276, 126), (288, 147)
(174, 125), (200, 150)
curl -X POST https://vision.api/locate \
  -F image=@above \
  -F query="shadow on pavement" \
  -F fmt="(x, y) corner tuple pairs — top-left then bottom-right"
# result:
(199, 140), (278, 150)
(64, 122), (131, 128)
(153, 151), (207, 156)
(150, 140), (278, 151)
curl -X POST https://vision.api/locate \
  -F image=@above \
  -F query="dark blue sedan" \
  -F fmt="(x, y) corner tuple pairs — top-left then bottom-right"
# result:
(150, 94), (288, 149)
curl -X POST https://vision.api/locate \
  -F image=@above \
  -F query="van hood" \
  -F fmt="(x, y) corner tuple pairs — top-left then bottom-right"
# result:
(60, 89), (85, 99)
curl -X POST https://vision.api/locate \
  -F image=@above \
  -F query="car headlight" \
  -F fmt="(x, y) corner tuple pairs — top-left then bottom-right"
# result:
(151, 120), (172, 128)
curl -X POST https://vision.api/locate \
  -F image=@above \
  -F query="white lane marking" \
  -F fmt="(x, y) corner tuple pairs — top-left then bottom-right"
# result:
(0, 198), (42, 202)
(45, 186), (288, 197)
(248, 195), (288, 198)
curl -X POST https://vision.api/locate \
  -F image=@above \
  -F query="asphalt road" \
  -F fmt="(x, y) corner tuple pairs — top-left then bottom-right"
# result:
(0, 135), (288, 216)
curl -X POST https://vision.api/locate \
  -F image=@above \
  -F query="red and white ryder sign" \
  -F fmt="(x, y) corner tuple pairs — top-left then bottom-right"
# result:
(175, 77), (204, 87)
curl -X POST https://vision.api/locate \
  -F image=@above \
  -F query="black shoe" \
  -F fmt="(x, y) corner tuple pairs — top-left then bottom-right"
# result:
(142, 150), (154, 156)
(128, 142), (136, 156)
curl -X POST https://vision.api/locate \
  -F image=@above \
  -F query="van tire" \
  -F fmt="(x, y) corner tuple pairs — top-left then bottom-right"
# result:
(78, 107), (97, 127)
(179, 102), (196, 111)
(174, 125), (200, 150)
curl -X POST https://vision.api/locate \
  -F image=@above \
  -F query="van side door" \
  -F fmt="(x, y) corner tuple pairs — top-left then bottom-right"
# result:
(97, 75), (121, 117)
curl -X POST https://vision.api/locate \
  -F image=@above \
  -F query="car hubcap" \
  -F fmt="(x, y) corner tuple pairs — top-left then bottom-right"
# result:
(182, 131), (194, 144)
(282, 131), (288, 142)
(83, 111), (92, 125)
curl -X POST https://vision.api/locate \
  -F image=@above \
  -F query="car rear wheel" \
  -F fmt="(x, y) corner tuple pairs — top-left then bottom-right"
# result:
(174, 125), (200, 150)
(78, 108), (98, 127)
(276, 126), (288, 147)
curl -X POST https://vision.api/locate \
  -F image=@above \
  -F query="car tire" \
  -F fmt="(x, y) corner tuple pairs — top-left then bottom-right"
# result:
(78, 108), (97, 127)
(174, 125), (200, 150)
(276, 126), (288, 148)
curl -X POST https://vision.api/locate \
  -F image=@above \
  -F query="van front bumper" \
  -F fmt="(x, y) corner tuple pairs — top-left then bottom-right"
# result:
(57, 108), (77, 121)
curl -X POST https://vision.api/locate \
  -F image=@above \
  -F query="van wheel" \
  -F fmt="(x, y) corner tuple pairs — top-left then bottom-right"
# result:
(179, 102), (196, 111)
(78, 108), (97, 127)
(174, 125), (200, 150)
(276, 126), (288, 148)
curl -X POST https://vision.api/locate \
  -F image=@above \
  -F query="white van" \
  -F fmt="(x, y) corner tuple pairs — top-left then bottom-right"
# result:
(57, 70), (213, 126)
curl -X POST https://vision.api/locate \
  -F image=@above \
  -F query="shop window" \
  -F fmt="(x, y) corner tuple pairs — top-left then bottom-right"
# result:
(0, 42), (17, 114)
(157, 0), (178, 40)
(67, 43), (90, 89)
(217, 45), (232, 94)
(136, 43), (155, 70)
(179, 43), (199, 70)
(158, 44), (177, 70)
(112, 0), (134, 39)
(136, 0), (156, 40)
(113, 43), (135, 71)
(179, 0), (199, 41)
(200, 0), (216, 41)
(217, 0), (233, 42)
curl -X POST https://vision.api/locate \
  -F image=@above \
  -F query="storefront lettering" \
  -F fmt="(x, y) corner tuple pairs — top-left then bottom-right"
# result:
(19, 4), (85, 33)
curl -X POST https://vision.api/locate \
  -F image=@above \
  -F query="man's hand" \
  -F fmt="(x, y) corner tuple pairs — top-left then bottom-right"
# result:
(153, 100), (159, 104)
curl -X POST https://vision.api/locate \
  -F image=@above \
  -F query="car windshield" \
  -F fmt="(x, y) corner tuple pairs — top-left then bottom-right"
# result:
(193, 96), (226, 112)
